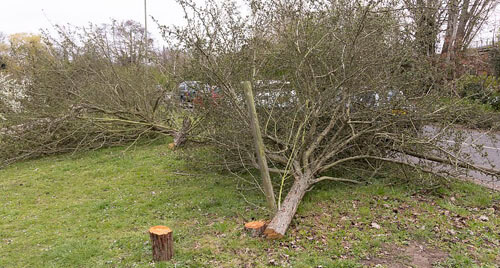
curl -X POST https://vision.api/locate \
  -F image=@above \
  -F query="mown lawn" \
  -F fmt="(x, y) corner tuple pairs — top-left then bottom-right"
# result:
(0, 140), (498, 267)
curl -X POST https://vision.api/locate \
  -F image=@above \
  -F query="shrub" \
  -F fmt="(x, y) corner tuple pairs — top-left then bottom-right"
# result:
(457, 74), (500, 110)
(490, 47), (500, 77)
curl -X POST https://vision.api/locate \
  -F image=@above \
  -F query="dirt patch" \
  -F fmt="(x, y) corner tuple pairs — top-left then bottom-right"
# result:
(362, 241), (448, 268)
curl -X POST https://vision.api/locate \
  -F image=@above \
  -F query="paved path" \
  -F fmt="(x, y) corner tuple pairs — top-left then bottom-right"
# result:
(421, 126), (500, 190)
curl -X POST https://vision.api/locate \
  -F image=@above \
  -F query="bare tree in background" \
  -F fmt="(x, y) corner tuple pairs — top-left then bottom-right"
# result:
(166, 0), (499, 238)
(402, 0), (497, 71)
(403, 0), (447, 56)
(441, 0), (498, 58)
(0, 32), (7, 53)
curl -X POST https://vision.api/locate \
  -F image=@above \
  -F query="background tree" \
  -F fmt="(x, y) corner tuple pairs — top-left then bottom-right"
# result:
(441, 0), (497, 59)
(402, 0), (497, 78)
(0, 32), (7, 69)
(403, 0), (446, 56)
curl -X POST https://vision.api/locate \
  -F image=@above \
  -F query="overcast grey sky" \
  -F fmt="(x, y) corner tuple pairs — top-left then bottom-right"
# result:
(0, 0), (185, 42)
(0, 0), (498, 46)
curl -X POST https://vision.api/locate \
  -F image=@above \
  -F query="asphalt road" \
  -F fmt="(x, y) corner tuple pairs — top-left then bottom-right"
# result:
(421, 125), (500, 190)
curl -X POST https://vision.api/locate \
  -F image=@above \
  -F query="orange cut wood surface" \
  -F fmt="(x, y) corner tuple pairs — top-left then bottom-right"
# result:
(149, 225), (172, 235)
(244, 221), (266, 229)
(263, 228), (284, 239)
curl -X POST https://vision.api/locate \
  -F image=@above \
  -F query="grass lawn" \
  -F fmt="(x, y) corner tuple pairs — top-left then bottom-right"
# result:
(0, 140), (499, 267)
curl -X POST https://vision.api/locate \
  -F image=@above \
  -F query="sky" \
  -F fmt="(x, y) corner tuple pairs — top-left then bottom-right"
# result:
(0, 0), (186, 43)
(0, 0), (498, 47)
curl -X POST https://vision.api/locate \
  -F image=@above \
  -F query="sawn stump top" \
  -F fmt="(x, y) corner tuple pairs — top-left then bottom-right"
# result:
(149, 225), (172, 235)
(244, 221), (266, 228)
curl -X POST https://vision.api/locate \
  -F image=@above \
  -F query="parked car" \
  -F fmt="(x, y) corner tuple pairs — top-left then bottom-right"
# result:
(253, 80), (296, 108)
(353, 89), (413, 115)
(179, 81), (201, 107)
(178, 81), (220, 108)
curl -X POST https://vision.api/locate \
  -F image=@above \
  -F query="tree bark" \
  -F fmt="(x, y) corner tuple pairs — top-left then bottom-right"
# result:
(454, 0), (471, 57)
(442, 0), (458, 57)
(264, 177), (310, 239)
(149, 225), (174, 261)
(173, 116), (191, 147)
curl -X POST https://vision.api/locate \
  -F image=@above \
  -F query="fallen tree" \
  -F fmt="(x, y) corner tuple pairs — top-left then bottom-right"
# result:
(167, 0), (499, 238)
(0, 20), (199, 166)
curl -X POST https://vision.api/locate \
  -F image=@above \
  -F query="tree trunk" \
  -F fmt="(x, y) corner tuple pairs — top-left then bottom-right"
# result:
(149, 225), (174, 261)
(452, 0), (471, 76)
(264, 177), (310, 239)
(442, 0), (458, 57)
(173, 116), (191, 147)
(454, 0), (471, 56)
(411, 0), (439, 57)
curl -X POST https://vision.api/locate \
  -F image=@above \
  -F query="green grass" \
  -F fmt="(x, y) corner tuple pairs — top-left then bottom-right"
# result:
(0, 140), (499, 267)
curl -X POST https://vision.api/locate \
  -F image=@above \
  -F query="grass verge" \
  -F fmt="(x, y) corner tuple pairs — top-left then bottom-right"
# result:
(0, 140), (498, 267)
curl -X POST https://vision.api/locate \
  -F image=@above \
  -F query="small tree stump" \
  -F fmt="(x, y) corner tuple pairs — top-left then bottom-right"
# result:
(244, 221), (267, 237)
(149, 225), (173, 261)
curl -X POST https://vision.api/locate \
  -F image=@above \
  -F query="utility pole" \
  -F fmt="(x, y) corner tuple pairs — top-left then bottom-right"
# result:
(242, 81), (278, 213)
(144, 0), (148, 64)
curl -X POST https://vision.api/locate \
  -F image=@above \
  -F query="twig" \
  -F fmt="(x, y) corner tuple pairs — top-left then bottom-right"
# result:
(312, 176), (362, 184)
(173, 171), (196, 176)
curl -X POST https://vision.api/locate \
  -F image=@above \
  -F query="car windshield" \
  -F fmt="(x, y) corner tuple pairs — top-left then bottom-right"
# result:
(386, 90), (404, 102)
(179, 81), (200, 92)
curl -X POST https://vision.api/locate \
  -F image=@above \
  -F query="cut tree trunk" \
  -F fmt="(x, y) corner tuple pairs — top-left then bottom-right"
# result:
(264, 177), (310, 239)
(173, 117), (191, 147)
(149, 225), (174, 261)
(244, 221), (267, 237)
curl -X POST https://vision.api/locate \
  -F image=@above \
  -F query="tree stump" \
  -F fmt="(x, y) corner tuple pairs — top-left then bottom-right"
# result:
(149, 225), (173, 261)
(244, 221), (267, 237)
(168, 143), (175, 150)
